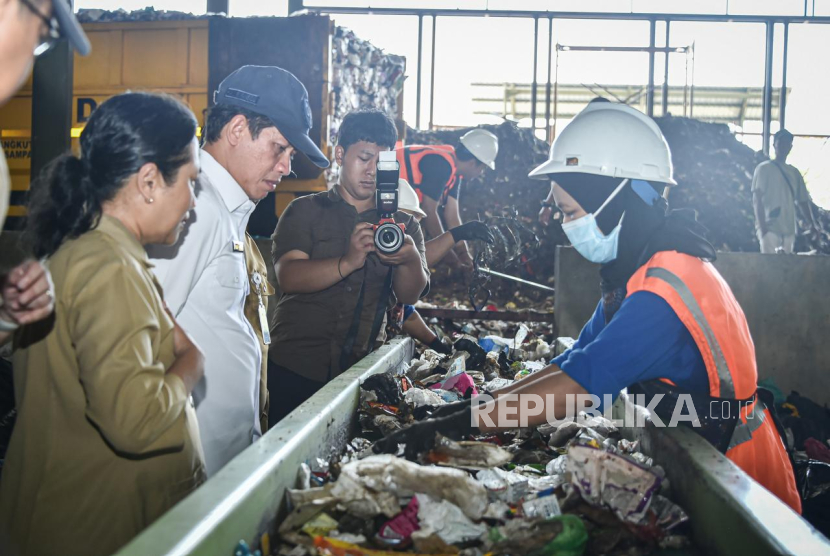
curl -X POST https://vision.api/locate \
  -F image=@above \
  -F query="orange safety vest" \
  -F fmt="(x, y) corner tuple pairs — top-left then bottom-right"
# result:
(396, 145), (458, 206)
(627, 251), (802, 514)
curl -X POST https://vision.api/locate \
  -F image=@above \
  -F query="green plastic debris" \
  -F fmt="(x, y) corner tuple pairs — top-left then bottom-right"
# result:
(532, 515), (588, 556)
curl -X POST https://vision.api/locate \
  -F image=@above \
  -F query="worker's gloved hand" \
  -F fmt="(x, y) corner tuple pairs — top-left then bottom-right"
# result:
(427, 336), (452, 355)
(373, 406), (478, 461)
(450, 221), (494, 244)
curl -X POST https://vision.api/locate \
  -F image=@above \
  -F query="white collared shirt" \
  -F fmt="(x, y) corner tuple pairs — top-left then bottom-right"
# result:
(148, 150), (261, 476)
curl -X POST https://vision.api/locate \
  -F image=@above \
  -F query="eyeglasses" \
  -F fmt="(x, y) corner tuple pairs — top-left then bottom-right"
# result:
(19, 0), (61, 57)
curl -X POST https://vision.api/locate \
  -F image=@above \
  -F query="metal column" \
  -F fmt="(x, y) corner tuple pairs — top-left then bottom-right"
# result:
(762, 22), (774, 156)
(531, 16), (539, 134)
(428, 15), (436, 130)
(647, 20), (656, 116)
(662, 21), (670, 115)
(780, 23), (789, 130)
(545, 17), (553, 143)
(31, 37), (74, 181)
(416, 14), (423, 128)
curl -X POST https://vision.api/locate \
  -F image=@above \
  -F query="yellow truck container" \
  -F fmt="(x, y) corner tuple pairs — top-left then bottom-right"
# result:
(0, 15), (333, 231)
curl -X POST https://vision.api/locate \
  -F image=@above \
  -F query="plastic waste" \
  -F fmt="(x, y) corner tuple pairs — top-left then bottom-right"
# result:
(331, 455), (489, 520)
(412, 493), (487, 545)
(376, 497), (420, 547)
(475, 467), (530, 504)
(427, 434), (513, 469)
(567, 445), (662, 524)
(403, 388), (446, 408)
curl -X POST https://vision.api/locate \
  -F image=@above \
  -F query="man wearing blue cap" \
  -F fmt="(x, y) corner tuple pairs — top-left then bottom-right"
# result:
(148, 65), (329, 476)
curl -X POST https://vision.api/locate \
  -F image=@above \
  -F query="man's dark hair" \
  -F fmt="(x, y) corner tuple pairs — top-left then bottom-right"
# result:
(337, 109), (397, 151)
(774, 129), (794, 143)
(455, 142), (478, 163)
(202, 104), (277, 145)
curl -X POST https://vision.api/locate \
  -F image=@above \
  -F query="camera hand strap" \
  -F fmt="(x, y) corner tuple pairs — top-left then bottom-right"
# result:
(337, 266), (394, 377)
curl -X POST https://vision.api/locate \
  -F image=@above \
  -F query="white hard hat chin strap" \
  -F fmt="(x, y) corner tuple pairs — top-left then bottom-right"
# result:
(594, 178), (629, 218)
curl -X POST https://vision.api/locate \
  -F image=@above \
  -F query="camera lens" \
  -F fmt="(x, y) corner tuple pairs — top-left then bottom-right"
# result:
(374, 222), (405, 254)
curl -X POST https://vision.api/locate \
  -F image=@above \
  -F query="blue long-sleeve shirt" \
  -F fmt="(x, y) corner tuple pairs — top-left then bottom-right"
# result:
(552, 291), (709, 411)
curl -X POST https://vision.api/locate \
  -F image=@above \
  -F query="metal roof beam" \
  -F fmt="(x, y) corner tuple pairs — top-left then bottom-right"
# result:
(304, 6), (830, 24)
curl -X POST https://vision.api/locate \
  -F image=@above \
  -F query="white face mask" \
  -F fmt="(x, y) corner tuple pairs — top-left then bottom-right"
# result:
(561, 179), (628, 264)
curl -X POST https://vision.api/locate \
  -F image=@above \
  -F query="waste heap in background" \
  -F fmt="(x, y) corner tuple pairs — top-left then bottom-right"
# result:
(410, 115), (830, 308)
(275, 324), (694, 556)
(330, 27), (406, 146)
(77, 7), (204, 22)
(658, 116), (830, 254)
(407, 123), (560, 310)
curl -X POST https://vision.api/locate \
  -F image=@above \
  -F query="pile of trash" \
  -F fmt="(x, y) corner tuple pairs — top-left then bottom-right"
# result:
(77, 7), (205, 22)
(331, 26), (406, 147)
(407, 122), (559, 309)
(767, 386), (830, 537)
(275, 333), (694, 556)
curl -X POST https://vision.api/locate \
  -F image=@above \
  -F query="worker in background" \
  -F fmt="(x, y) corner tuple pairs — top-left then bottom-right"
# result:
(148, 65), (329, 476)
(269, 110), (429, 425)
(394, 179), (493, 354)
(0, 0), (91, 349)
(378, 102), (802, 514)
(2, 93), (206, 556)
(397, 128), (498, 268)
(752, 128), (820, 254)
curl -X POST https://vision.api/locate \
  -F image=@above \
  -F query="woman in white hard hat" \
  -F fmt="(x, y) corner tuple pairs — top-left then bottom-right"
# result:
(378, 101), (801, 514)
(392, 179), (493, 353)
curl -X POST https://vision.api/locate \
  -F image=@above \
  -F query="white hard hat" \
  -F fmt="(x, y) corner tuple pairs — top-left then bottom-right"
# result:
(460, 128), (499, 170)
(397, 179), (427, 219)
(529, 102), (676, 185)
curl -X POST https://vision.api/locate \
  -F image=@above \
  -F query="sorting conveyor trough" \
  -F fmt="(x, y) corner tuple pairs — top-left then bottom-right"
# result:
(118, 337), (830, 556)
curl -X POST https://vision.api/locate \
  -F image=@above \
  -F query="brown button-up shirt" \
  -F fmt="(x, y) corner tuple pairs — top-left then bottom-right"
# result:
(1, 215), (206, 555)
(270, 186), (427, 383)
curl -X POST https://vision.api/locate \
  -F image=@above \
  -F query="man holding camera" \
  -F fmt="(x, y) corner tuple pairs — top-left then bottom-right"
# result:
(269, 110), (429, 423)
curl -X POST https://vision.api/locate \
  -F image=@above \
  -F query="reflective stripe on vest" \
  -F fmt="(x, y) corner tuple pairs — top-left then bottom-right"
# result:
(727, 401), (766, 451)
(645, 267), (736, 399)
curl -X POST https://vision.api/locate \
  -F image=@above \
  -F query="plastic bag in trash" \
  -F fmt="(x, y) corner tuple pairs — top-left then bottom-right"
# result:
(427, 434), (514, 469)
(453, 335), (487, 370)
(429, 371), (478, 398)
(404, 388), (446, 408)
(412, 493), (488, 545)
(331, 454), (489, 520)
(567, 445), (662, 524)
(300, 512), (339, 538)
(488, 514), (587, 556)
(361, 373), (403, 406)
(376, 496), (420, 547)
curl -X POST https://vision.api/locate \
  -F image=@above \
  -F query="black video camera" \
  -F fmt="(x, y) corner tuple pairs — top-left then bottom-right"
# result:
(373, 150), (406, 254)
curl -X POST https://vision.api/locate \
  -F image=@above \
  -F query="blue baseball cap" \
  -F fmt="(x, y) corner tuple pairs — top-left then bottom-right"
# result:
(53, 0), (91, 56)
(214, 65), (329, 168)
